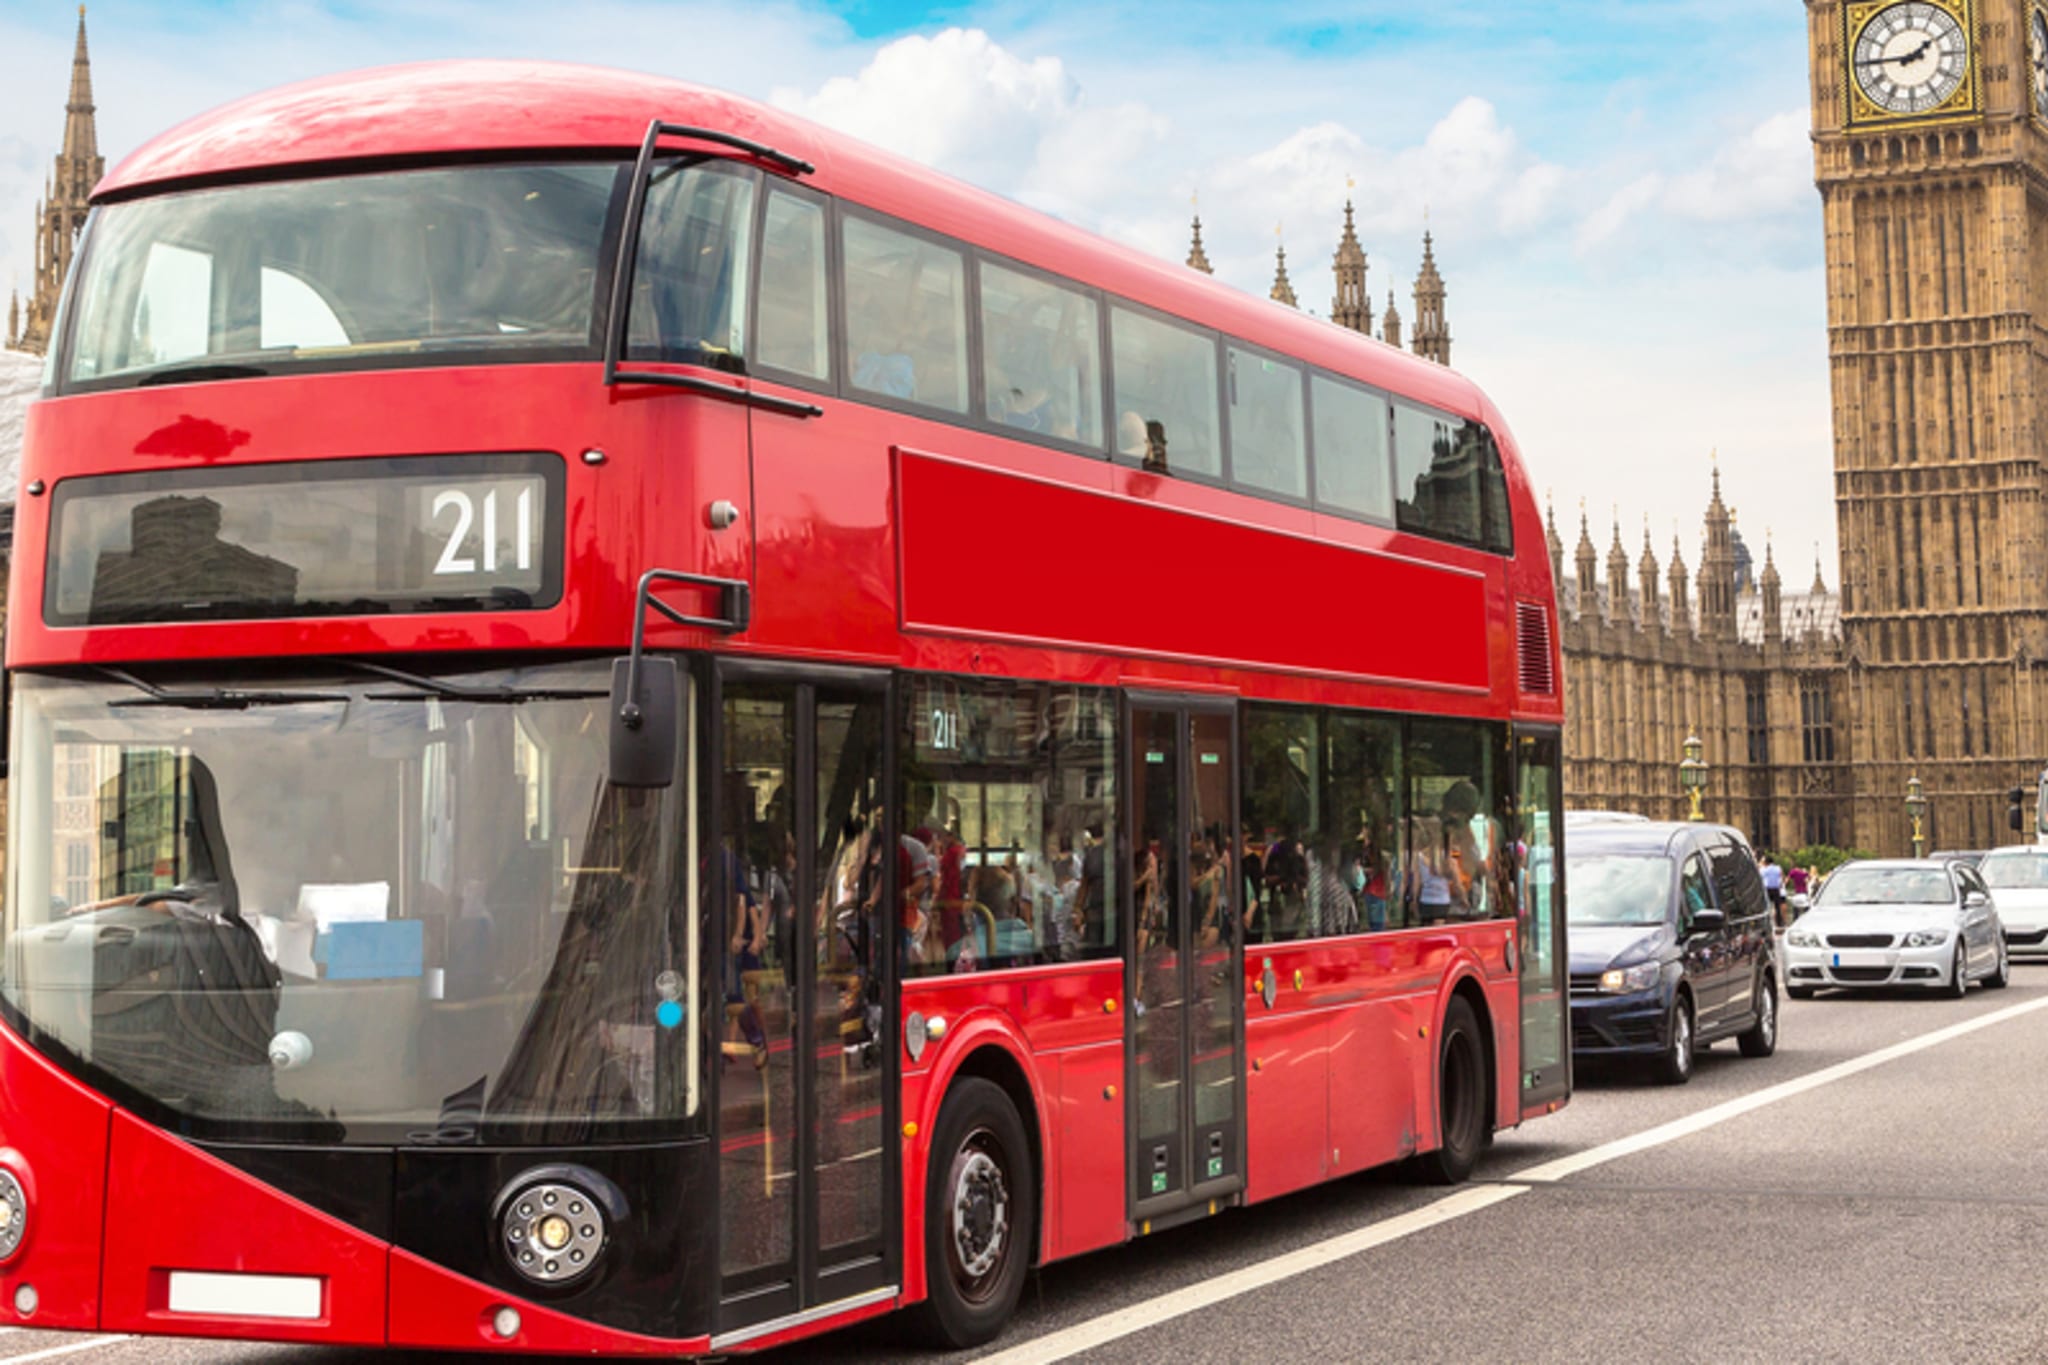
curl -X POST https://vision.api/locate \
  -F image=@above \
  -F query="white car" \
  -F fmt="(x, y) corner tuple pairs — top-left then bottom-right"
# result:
(1978, 847), (2048, 960)
(1784, 859), (2009, 998)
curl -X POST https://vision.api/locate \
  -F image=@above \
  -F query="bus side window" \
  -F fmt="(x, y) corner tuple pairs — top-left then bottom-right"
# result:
(843, 216), (968, 413)
(1110, 305), (1220, 479)
(755, 189), (829, 382)
(1311, 374), (1394, 524)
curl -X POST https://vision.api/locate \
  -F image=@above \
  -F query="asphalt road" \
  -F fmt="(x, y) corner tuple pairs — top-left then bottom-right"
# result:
(7, 976), (2048, 1363)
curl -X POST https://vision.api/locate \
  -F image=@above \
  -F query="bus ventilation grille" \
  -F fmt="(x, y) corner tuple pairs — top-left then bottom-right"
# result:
(1516, 601), (1556, 695)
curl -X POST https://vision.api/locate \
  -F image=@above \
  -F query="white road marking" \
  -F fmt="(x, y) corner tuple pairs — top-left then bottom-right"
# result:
(974, 992), (2048, 1364)
(1511, 992), (2048, 1184)
(0, 1338), (131, 1364)
(972, 1184), (1527, 1365)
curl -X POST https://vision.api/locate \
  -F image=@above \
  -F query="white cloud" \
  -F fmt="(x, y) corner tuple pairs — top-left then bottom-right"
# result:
(1664, 109), (1812, 223)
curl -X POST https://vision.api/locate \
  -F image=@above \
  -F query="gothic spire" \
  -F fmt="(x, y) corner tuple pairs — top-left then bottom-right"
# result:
(1544, 496), (1564, 584)
(12, 6), (102, 356)
(64, 7), (98, 169)
(1574, 507), (1599, 618)
(1812, 544), (1828, 595)
(1760, 537), (1783, 643)
(1411, 230), (1450, 365)
(1381, 289), (1402, 349)
(1668, 531), (1692, 637)
(1270, 243), (1298, 308)
(1331, 200), (1369, 333)
(1639, 519), (1663, 633)
(1186, 214), (1213, 275)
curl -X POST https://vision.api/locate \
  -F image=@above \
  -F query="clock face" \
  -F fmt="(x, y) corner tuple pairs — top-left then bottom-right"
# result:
(1853, 2), (1970, 115)
(2032, 7), (2048, 120)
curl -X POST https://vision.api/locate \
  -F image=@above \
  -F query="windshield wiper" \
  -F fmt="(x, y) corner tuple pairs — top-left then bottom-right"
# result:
(136, 363), (270, 386)
(97, 666), (349, 710)
(334, 658), (605, 704)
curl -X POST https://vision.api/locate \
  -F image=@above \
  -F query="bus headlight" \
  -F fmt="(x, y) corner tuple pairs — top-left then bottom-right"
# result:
(0, 1168), (27, 1263)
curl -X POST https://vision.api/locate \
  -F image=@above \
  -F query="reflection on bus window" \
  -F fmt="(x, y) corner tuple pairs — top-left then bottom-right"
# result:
(1406, 720), (1513, 924)
(1394, 402), (1510, 552)
(843, 216), (968, 412)
(627, 160), (756, 370)
(1228, 347), (1305, 499)
(1243, 706), (1402, 942)
(1110, 306), (1219, 478)
(980, 262), (1101, 446)
(900, 679), (1118, 975)
(756, 189), (829, 380)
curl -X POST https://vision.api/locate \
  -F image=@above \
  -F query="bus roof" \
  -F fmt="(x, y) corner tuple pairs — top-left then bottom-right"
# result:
(97, 60), (1490, 423)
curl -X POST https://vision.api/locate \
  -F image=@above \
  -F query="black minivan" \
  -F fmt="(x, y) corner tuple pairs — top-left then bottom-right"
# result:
(1566, 820), (1779, 1083)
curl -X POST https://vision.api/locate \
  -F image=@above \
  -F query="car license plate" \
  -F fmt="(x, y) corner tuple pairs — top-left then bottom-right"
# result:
(1831, 950), (1886, 969)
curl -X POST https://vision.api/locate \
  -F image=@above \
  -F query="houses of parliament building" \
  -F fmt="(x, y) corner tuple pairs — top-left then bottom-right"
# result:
(12, 3), (2048, 855)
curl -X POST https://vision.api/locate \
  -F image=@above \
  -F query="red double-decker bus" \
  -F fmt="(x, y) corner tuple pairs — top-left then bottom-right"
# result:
(0, 61), (1567, 1356)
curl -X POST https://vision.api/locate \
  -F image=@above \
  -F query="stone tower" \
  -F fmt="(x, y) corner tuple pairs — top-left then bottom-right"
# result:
(1808, 0), (2045, 850)
(12, 7), (101, 356)
(1381, 290), (1402, 349)
(1411, 232), (1450, 365)
(1331, 202), (1369, 332)
(1698, 466), (1738, 643)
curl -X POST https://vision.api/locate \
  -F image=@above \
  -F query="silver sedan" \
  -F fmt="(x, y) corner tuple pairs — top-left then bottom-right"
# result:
(1783, 859), (2009, 998)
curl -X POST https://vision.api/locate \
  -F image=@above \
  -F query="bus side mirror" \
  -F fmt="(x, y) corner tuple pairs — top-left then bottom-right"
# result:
(609, 656), (678, 789)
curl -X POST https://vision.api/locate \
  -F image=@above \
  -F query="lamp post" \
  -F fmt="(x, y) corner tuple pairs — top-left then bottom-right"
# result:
(1679, 733), (1708, 822)
(1906, 775), (1928, 859)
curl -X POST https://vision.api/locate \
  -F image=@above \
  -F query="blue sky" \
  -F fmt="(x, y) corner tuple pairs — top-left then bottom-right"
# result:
(0, 0), (1834, 578)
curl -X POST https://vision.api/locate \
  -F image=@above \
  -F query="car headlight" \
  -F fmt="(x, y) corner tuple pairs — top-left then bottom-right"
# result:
(1599, 961), (1662, 994)
(1905, 929), (1949, 947)
(1787, 929), (1820, 947)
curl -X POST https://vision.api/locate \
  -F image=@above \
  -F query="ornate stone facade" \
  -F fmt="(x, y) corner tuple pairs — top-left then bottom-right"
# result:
(7, 8), (99, 357)
(1806, 0), (2048, 852)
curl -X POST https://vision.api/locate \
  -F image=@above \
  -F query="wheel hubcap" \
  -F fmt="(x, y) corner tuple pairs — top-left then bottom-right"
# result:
(1760, 990), (1775, 1045)
(1675, 1010), (1692, 1073)
(949, 1136), (1009, 1293)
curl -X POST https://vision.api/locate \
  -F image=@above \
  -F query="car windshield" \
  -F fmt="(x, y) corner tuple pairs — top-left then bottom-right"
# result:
(1816, 866), (1953, 906)
(2, 663), (695, 1146)
(1980, 852), (2048, 889)
(63, 162), (625, 389)
(1564, 854), (1672, 925)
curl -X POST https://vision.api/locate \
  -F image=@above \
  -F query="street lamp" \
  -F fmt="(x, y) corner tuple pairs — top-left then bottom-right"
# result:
(1679, 733), (1708, 822)
(1906, 775), (1929, 859)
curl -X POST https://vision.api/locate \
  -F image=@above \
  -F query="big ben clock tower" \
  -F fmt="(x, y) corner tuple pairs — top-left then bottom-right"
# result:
(1810, 0), (2048, 851)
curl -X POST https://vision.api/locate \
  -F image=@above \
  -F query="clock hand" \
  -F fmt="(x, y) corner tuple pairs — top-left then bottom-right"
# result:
(1855, 37), (1937, 68)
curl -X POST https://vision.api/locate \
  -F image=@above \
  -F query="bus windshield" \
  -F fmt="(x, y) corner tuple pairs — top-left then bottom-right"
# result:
(64, 162), (626, 388)
(1, 662), (695, 1145)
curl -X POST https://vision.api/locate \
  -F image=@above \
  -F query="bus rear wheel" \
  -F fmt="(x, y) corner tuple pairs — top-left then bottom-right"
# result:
(911, 1076), (1034, 1349)
(1413, 996), (1487, 1185)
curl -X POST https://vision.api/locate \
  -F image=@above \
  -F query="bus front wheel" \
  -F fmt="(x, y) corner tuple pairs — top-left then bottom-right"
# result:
(911, 1076), (1034, 1349)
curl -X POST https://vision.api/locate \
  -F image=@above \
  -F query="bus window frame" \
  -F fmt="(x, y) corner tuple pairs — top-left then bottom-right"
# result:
(1104, 295), (1229, 492)
(836, 205), (981, 423)
(967, 249), (1114, 461)
(1305, 368), (1399, 531)
(745, 176), (840, 396)
(1221, 335), (1313, 513)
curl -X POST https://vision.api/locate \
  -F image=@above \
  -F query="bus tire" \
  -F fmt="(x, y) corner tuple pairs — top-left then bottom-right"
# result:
(1413, 995), (1487, 1186)
(910, 1076), (1034, 1349)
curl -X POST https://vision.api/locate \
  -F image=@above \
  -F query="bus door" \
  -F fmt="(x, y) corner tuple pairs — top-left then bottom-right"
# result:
(714, 666), (896, 1340)
(1515, 729), (1569, 1119)
(1126, 695), (1244, 1223)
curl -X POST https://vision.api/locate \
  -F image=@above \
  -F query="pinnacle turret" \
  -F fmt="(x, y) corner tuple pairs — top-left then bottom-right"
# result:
(11, 6), (101, 355)
(1186, 215), (1213, 275)
(1331, 201), (1369, 333)
(1270, 243), (1297, 308)
(1381, 289), (1402, 349)
(1411, 231), (1450, 365)
(1639, 522), (1663, 633)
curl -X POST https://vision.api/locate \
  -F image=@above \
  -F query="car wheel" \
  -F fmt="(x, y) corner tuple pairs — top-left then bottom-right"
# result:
(1947, 941), (1970, 998)
(1413, 995), (1489, 1185)
(1986, 937), (2011, 990)
(1654, 993), (1694, 1085)
(909, 1077), (1034, 1349)
(1737, 976), (1778, 1057)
